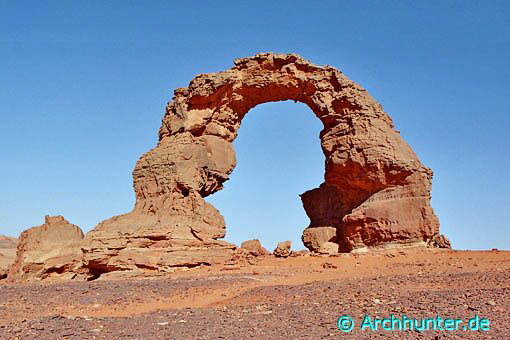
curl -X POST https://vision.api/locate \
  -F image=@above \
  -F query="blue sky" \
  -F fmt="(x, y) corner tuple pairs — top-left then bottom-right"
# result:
(1, 1), (508, 250)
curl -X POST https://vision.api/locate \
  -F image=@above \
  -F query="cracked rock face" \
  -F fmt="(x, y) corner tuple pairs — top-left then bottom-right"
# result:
(10, 53), (448, 280)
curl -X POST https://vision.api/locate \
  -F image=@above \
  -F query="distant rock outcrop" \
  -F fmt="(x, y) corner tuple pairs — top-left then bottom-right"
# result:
(8, 216), (85, 282)
(0, 236), (17, 279)
(0, 235), (17, 249)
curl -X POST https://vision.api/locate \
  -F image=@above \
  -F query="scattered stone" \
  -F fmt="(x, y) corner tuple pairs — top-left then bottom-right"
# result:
(290, 250), (310, 257)
(321, 262), (337, 269)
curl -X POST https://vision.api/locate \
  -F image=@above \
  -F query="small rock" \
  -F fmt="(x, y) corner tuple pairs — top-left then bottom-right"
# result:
(273, 241), (292, 258)
(321, 262), (337, 269)
(290, 250), (310, 257)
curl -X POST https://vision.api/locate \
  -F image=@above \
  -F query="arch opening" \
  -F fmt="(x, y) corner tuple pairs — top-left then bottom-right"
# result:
(205, 100), (324, 251)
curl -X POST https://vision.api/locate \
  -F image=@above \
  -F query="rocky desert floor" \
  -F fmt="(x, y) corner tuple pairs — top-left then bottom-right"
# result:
(0, 249), (508, 339)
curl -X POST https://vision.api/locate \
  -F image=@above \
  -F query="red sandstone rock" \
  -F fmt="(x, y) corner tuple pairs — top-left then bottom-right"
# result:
(427, 234), (451, 248)
(8, 216), (86, 282)
(240, 239), (269, 256)
(80, 52), (447, 275)
(273, 241), (292, 258)
(290, 249), (310, 257)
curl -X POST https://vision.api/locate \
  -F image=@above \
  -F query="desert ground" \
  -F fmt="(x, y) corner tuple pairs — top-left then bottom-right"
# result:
(1, 249), (508, 339)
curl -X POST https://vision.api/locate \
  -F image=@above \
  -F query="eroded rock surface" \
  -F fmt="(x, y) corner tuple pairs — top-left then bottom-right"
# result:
(8, 216), (85, 282)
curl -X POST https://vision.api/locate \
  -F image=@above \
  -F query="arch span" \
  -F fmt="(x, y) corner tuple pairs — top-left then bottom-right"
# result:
(83, 53), (447, 272)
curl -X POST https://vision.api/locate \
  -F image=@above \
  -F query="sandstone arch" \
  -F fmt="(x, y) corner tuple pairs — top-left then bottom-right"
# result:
(82, 53), (444, 273)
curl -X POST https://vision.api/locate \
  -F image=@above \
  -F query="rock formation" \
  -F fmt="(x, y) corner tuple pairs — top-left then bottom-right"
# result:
(8, 216), (85, 282)
(0, 236), (17, 279)
(273, 241), (292, 258)
(427, 234), (451, 249)
(0, 235), (17, 249)
(240, 239), (269, 256)
(78, 52), (448, 272)
(9, 53), (449, 281)
(92, 52), (442, 257)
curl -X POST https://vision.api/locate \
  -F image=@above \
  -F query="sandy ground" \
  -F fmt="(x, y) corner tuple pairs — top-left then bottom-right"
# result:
(0, 249), (508, 339)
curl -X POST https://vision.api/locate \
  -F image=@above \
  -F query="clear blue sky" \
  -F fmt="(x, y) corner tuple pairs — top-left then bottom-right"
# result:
(1, 1), (509, 251)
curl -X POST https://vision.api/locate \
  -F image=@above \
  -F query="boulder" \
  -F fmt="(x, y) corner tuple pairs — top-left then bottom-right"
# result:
(273, 241), (292, 258)
(318, 242), (339, 255)
(427, 234), (451, 249)
(302, 226), (337, 253)
(290, 249), (310, 257)
(240, 239), (269, 256)
(8, 216), (86, 282)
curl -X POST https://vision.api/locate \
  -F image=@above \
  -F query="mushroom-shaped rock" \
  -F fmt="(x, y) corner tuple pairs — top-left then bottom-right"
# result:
(8, 216), (85, 282)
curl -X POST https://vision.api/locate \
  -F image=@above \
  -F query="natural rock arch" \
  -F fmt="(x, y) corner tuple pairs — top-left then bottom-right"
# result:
(82, 53), (444, 273)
